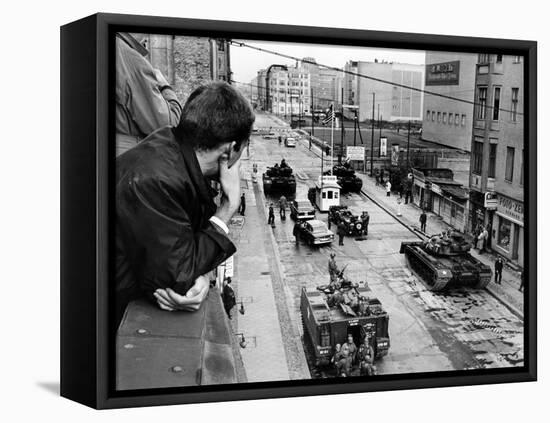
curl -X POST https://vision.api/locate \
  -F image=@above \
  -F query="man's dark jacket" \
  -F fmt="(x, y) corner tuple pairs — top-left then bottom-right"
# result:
(115, 126), (236, 324)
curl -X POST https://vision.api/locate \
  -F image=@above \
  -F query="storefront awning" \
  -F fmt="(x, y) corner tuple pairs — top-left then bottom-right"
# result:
(440, 184), (468, 201)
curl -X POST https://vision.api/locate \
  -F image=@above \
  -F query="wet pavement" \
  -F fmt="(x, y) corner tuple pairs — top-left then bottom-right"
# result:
(229, 112), (524, 382)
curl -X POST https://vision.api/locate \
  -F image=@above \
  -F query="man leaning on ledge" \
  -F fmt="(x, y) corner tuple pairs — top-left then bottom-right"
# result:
(115, 82), (255, 328)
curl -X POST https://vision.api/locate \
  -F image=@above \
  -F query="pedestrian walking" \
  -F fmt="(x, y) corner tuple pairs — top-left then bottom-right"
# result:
(375, 169), (380, 186)
(221, 277), (236, 319)
(268, 203), (275, 226)
(361, 211), (370, 236)
(478, 227), (488, 253)
(308, 137), (312, 150)
(337, 222), (346, 246)
(238, 192), (246, 216)
(419, 210), (427, 233)
(293, 221), (300, 245)
(494, 257), (504, 284)
(386, 180), (392, 197)
(396, 197), (403, 216)
(519, 270), (524, 292)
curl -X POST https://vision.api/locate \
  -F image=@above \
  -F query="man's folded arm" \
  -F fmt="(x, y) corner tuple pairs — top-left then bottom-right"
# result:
(120, 180), (236, 297)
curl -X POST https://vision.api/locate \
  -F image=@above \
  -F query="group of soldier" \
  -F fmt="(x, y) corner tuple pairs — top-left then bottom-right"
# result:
(332, 333), (376, 377)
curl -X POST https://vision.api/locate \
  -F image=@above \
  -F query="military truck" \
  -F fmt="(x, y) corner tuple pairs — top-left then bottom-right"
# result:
(262, 165), (297, 195)
(324, 164), (363, 193)
(300, 282), (390, 368)
(328, 205), (368, 236)
(400, 231), (492, 291)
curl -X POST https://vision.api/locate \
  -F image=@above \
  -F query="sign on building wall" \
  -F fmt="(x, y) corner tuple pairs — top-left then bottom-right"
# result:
(425, 60), (460, 86)
(496, 195), (524, 225)
(346, 146), (365, 161)
(484, 191), (498, 210)
(391, 144), (399, 166)
(380, 137), (388, 157)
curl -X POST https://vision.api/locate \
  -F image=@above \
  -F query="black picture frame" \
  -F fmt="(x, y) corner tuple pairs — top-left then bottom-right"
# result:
(60, 12), (537, 409)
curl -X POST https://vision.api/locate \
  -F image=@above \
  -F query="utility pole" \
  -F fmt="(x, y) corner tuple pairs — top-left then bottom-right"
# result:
(370, 92), (375, 176)
(407, 119), (411, 168)
(340, 87), (344, 164)
(311, 87), (314, 137)
(353, 109), (357, 147)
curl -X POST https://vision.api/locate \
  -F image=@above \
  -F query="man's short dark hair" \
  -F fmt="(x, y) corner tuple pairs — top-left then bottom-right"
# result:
(174, 81), (255, 151)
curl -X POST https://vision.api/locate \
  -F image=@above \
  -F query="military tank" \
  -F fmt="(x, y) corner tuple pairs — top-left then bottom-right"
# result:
(400, 231), (492, 291)
(324, 164), (363, 193)
(262, 164), (296, 195)
(300, 269), (390, 368)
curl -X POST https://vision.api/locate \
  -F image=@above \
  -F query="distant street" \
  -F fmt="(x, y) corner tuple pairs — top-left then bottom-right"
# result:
(228, 113), (524, 381)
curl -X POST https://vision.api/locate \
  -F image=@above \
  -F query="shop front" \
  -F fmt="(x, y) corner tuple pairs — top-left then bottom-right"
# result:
(493, 194), (524, 267)
(431, 183), (469, 232)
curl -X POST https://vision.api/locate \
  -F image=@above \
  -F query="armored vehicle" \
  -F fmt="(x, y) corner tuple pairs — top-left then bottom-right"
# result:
(328, 205), (368, 236)
(300, 279), (390, 367)
(324, 164), (363, 193)
(262, 165), (296, 195)
(400, 231), (492, 291)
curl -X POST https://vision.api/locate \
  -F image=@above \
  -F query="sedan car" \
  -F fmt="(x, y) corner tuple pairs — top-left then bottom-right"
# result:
(285, 137), (296, 147)
(296, 219), (334, 246)
(290, 199), (316, 221)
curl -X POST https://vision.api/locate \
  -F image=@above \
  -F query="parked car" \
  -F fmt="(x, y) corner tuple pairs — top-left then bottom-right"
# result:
(290, 199), (316, 221)
(296, 219), (334, 246)
(262, 132), (277, 139)
(285, 137), (296, 147)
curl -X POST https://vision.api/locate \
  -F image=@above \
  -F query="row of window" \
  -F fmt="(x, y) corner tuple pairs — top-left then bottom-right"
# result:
(478, 53), (522, 64)
(472, 141), (524, 185)
(271, 80), (309, 88)
(476, 86), (519, 122)
(426, 110), (466, 127)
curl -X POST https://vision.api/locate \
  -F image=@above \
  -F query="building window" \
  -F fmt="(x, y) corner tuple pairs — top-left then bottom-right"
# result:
(478, 54), (490, 64)
(473, 141), (483, 175)
(493, 86), (501, 121)
(426, 110), (430, 120)
(513, 55), (522, 63)
(448, 112), (453, 125)
(461, 114), (466, 126)
(442, 113), (447, 124)
(488, 143), (497, 178)
(496, 54), (503, 63)
(477, 87), (487, 119)
(431, 111), (435, 122)
(455, 113), (460, 125)
(437, 112), (441, 123)
(497, 218), (512, 250)
(511, 88), (519, 122)
(505, 147), (515, 182)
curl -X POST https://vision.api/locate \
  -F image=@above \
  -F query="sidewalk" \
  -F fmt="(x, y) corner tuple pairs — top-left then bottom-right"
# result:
(300, 138), (524, 319)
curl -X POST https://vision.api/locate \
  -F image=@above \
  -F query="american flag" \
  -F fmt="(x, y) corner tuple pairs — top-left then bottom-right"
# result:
(322, 105), (334, 125)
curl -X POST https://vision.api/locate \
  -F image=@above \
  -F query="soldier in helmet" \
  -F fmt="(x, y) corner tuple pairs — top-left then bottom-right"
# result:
(344, 333), (357, 365)
(358, 334), (376, 376)
(328, 253), (339, 284)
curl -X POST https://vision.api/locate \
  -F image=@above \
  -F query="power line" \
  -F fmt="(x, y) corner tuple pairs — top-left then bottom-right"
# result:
(229, 40), (523, 116)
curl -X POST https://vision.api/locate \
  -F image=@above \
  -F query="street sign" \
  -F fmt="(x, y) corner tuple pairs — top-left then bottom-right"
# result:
(484, 191), (498, 210)
(346, 146), (365, 161)
(380, 137), (388, 157)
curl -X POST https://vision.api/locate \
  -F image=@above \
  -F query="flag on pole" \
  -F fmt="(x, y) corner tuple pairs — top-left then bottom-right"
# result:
(322, 105), (334, 125)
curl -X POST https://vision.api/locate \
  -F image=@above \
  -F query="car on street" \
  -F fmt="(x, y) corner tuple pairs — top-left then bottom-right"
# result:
(262, 132), (278, 139)
(285, 137), (296, 147)
(296, 219), (334, 246)
(290, 199), (316, 221)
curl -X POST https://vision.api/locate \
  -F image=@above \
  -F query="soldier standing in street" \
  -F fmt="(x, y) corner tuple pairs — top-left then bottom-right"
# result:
(293, 221), (300, 245)
(337, 221), (346, 246)
(494, 257), (504, 284)
(267, 203), (275, 226)
(358, 335), (376, 376)
(361, 211), (370, 236)
(420, 210), (427, 233)
(328, 253), (339, 284)
(279, 195), (287, 220)
(344, 334), (357, 365)
(238, 192), (246, 216)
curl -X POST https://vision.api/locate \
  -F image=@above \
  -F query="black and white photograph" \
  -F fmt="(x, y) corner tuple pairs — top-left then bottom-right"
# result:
(113, 31), (528, 390)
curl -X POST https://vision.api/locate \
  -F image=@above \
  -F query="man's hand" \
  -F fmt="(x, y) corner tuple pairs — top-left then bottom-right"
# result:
(215, 155), (241, 224)
(153, 275), (210, 311)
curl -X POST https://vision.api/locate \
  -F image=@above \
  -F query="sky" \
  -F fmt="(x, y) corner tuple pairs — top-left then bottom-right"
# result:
(230, 39), (427, 84)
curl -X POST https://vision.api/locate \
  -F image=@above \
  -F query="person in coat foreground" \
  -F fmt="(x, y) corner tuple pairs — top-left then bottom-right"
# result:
(115, 81), (255, 327)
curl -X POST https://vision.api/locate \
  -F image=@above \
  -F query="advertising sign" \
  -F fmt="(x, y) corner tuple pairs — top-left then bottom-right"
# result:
(346, 146), (365, 161)
(380, 137), (388, 157)
(484, 191), (498, 210)
(425, 60), (460, 86)
(497, 195), (524, 225)
(391, 144), (399, 166)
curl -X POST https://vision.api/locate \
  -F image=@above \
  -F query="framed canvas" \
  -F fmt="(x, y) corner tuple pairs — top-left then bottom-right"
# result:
(60, 13), (537, 409)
